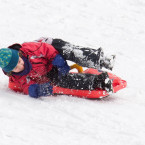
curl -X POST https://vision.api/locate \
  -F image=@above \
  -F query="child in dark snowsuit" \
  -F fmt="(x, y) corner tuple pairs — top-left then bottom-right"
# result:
(0, 37), (115, 98)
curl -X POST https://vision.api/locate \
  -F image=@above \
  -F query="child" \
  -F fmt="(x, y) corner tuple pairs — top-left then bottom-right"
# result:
(0, 37), (115, 98)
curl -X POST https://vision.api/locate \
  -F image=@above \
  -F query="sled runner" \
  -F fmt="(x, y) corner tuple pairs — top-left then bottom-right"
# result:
(8, 64), (127, 99)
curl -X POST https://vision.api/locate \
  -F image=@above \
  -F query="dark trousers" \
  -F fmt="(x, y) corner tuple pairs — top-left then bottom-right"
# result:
(47, 39), (108, 91)
(47, 67), (108, 91)
(52, 39), (104, 69)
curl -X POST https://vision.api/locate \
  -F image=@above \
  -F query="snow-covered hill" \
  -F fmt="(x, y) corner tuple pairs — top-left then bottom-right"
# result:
(0, 0), (145, 145)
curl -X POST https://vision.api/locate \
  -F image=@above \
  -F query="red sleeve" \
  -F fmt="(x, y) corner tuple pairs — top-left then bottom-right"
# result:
(22, 79), (36, 95)
(21, 42), (59, 61)
(9, 76), (35, 95)
(40, 42), (59, 60)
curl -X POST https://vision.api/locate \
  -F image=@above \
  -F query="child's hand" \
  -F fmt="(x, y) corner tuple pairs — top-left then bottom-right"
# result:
(57, 64), (70, 77)
(52, 54), (70, 77)
(28, 83), (53, 98)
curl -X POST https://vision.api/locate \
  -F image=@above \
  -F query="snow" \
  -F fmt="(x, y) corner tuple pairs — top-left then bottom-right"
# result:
(0, 0), (145, 144)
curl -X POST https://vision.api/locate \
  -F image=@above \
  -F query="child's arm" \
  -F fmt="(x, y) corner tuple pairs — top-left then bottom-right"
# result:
(18, 77), (53, 98)
(34, 42), (70, 76)
(22, 42), (59, 62)
(38, 42), (70, 76)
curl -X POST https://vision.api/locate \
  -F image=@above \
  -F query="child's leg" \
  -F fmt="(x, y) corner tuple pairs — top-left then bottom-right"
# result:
(52, 39), (104, 69)
(48, 68), (113, 93)
(52, 39), (115, 70)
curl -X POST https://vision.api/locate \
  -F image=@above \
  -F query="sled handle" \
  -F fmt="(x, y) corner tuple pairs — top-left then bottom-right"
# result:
(70, 64), (83, 73)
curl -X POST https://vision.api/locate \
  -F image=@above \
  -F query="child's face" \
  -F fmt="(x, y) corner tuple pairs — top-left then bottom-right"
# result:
(12, 57), (24, 73)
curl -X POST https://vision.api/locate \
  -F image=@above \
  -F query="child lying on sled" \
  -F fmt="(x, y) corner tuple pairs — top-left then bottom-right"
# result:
(0, 37), (115, 98)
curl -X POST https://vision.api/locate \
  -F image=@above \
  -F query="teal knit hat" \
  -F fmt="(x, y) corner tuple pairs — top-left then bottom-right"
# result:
(0, 48), (19, 72)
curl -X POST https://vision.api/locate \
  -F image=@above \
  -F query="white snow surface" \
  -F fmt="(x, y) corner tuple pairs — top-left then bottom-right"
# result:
(0, 0), (145, 145)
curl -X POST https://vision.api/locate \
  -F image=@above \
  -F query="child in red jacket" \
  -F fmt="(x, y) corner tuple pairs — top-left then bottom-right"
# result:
(0, 37), (115, 98)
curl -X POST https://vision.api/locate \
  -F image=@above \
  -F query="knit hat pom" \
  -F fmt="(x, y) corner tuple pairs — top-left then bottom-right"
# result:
(0, 48), (19, 72)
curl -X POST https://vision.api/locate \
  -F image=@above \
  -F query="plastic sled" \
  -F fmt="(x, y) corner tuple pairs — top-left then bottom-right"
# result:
(8, 64), (127, 99)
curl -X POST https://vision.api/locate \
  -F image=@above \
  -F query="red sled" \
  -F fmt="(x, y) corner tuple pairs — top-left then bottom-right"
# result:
(8, 68), (127, 99)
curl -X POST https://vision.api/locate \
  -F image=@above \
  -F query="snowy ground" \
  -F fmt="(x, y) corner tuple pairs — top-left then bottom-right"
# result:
(0, 0), (145, 145)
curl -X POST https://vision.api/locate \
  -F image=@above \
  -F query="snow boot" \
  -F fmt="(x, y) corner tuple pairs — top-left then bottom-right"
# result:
(94, 72), (113, 93)
(100, 55), (116, 71)
(103, 77), (113, 94)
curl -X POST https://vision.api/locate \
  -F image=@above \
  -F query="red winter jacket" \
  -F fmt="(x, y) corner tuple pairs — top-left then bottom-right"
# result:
(9, 42), (59, 94)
